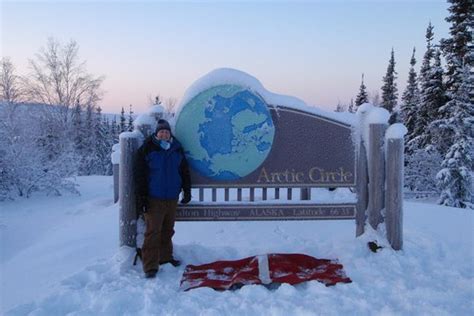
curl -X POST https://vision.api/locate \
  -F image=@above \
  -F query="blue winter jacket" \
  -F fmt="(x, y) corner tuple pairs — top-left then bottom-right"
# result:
(135, 136), (191, 200)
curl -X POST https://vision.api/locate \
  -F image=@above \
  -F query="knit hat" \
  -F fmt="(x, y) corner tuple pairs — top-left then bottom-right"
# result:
(155, 119), (171, 133)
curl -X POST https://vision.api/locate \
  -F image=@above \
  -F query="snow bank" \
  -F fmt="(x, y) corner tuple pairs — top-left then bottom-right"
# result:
(175, 68), (355, 126)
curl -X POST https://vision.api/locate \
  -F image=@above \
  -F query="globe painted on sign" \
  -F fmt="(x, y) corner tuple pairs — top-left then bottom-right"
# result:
(175, 84), (275, 180)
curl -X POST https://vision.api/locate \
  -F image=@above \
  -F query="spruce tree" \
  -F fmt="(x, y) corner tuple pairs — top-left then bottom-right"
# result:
(441, 0), (474, 102)
(437, 0), (473, 151)
(381, 48), (398, 113)
(119, 106), (126, 133)
(400, 47), (420, 149)
(94, 106), (112, 175)
(414, 49), (447, 151)
(355, 74), (369, 109)
(128, 104), (134, 131)
(406, 48), (445, 197)
(412, 24), (440, 150)
(335, 102), (345, 112)
(348, 98), (355, 113)
(110, 116), (119, 143)
(79, 104), (96, 175)
(72, 101), (84, 153)
(436, 66), (473, 208)
(419, 23), (435, 91)
(426, 50), (449, 151)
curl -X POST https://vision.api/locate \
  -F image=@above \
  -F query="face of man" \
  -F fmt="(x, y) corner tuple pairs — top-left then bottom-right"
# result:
(156, 129), (171, 141)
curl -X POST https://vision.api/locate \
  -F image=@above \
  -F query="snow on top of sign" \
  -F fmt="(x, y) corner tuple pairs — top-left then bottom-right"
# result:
(176, 68), (355, 126)
(386, 123), (408, 139)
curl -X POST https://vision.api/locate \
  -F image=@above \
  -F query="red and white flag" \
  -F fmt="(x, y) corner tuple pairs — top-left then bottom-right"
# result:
(180, 253), (351, 291)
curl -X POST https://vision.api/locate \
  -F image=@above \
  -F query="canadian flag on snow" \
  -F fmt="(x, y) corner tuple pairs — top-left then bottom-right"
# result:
(180, 253), (352, 291)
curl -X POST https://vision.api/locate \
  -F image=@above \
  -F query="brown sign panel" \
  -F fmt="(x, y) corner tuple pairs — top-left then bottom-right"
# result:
(177, 203), (356, 221)
(187, 105), (356, 187)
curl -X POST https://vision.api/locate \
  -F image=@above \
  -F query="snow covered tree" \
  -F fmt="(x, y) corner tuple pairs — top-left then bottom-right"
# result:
(110, 116), (119, 143)
(23, 38), (103, 187)
(440, 0), (474, 103)
(400, 47), (420, 149)
(355, 74), (368, 109)
(439, 0), (473, 147)
(334, 102), (346, 112)
(405, 146), (442, 196)
(128, 104), (134, 131)
(119, 106), (127, 133)
(94, 107), (113, 175)
(419, 23), (435, 90)
(0, 58), (24, 199)
(22, 105), (78, 197)
(72, 101), (86, 160)
(424, 50), (448, 152)
(1, 57), (23, 105)
(24, 38), (103, 124)
(414, 50), (446, 151)
(348, 99), (355, 113)
(411, 25), (446, 152)
(436, 65), (473, 208)
(380, 48), (398, 113)
(77, 104), (97, 175)
(0, 40), (113, 200)
(417, 23), (435, 124)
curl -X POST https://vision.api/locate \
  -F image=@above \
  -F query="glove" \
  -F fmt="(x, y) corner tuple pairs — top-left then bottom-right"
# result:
(137, 196), (148, 214)
(180, 191), (191, 204)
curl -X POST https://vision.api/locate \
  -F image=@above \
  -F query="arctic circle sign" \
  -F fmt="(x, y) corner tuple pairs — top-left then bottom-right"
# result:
(174, 69), (356, 188)
(175, 85), (275, 181)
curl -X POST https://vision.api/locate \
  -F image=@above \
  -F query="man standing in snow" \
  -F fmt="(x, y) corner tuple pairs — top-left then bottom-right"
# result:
(135, 119), (192, 279)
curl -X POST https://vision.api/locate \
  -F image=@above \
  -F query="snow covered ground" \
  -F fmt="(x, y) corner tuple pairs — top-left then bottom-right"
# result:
(0, 176), (473, 315)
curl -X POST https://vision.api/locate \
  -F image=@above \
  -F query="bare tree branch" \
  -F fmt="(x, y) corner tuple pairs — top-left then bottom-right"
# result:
(24, 38), (104, 123)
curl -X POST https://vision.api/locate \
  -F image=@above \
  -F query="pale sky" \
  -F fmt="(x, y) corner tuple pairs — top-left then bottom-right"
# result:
(1, 0), (449, 113)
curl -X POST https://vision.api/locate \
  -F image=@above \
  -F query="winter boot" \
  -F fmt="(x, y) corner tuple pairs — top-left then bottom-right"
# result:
(160, 258), (181, 267)
(145, 269), (158, 278)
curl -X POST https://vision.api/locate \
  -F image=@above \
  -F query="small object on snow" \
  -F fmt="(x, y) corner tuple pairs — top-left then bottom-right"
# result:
(145, 269), (157, 279)
(160, 258), (181, 267)
(368, 241), (383, 253)
(180, 253), (351, 291)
